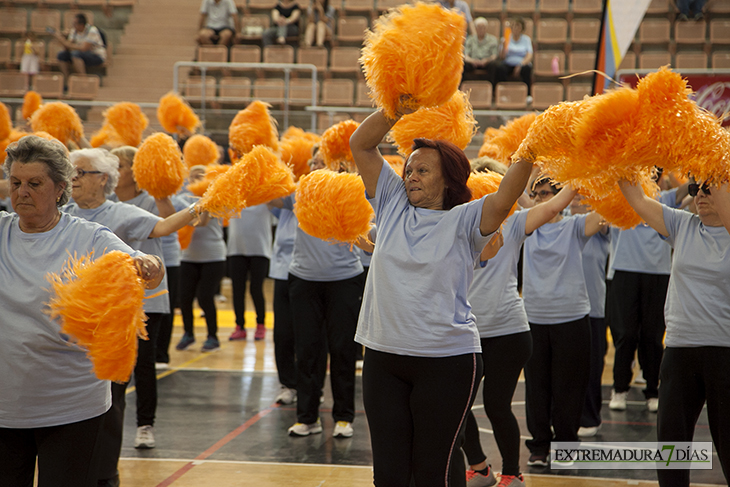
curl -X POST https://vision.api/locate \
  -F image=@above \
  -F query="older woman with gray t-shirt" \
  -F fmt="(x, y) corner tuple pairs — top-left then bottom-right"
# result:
(620, 178), (730, 487)
(0, 136), (163, 487)
(350, 105), (533, 486)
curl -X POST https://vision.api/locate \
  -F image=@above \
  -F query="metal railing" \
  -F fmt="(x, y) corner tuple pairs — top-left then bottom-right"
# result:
(172, 61), (318, 131)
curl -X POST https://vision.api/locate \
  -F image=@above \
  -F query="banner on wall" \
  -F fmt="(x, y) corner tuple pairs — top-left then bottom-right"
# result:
(593, 0), (652, 94)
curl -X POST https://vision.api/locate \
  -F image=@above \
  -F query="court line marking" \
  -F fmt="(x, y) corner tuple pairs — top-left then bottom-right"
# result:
(155, 403), (279, 487)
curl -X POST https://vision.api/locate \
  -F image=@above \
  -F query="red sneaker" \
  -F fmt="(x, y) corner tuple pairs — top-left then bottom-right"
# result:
(254, 323), (266, 340)
(229, 326), (247, 341)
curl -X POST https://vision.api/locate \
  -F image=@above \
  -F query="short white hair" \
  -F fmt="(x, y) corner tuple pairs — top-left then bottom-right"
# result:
(475, 17), (488, 27)
(70, 148), (120, 196)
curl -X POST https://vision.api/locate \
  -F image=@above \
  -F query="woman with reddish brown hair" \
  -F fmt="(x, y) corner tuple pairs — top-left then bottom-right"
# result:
(350, 104), (534, 487)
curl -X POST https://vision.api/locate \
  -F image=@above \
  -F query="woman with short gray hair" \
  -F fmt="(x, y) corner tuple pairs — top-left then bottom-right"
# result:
(0, 135), (163, 487)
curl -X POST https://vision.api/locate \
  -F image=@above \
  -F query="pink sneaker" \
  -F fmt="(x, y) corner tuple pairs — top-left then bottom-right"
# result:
(229, 326), (247, 341)
(254, 323), (266, 340)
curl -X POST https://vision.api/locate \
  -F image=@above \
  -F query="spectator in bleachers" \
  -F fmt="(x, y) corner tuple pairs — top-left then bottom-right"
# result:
(494, 17), (533, 103)
(463, 17), (499, 84)
(263, 0), (302, 46)
(54, 13), (106, 89)
(677, 0), (707, 21)
(438, 0), (477, 38)
(303, 0), (335, 48)
(198, 0), (240, 48)
(20, 32), (40, 87)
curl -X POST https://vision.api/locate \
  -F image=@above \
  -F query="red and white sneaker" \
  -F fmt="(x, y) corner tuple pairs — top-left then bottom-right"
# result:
(228, 326), (247, 341)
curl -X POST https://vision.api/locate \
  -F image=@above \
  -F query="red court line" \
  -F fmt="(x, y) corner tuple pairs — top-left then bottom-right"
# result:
(156, 402), (279, 487)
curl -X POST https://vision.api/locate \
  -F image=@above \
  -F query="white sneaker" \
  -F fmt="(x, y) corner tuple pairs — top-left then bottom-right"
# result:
(634, 369), (647, 384)
(288, 419), (323, 436)
(647, 397), (659, 412)
(526, 95), (533, 105)
(155, 362), (169, 370)
(355, 359), (364, 370)
(609, 390), (628, 410)
(333, 421), (354, 438)
(134, 425), (155, 449)
(275, 387), (297, 405)
(577, 425), (600, 437)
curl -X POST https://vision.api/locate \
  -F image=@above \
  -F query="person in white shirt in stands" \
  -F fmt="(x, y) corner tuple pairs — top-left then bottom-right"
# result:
(54, 13), (106, 87)
(494, 17), (533, 103)
(198, 0), (240, 48)
(619, 177), (730, 487)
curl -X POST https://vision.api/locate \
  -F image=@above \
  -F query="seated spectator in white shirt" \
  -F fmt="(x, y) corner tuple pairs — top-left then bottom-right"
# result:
(198, 0), (240, 48)
(54, 13), (106, 88)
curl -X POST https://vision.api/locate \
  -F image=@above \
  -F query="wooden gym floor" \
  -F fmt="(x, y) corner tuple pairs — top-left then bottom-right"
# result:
(115, 279), (724, 486)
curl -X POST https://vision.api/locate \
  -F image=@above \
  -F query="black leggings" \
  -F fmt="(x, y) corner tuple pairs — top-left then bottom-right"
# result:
(524, 316), (591, 455)
(363, 348), (483, 487)
(229, 255), (269, 326)
(657, 347), (730, 487)
(156, 265), (179, 363)
(462, 331), (532, 476)
(179, 261), (226, 338)
(0, 413), (105, 487)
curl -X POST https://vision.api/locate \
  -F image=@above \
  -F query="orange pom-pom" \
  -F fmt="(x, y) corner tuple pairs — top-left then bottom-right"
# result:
(22, 91), (42, 121)
(186, 163), (230, 196)
(104, 102), (149, 147)
(320, 120), (360, 172)
(281, 126), (321, 143)
(295, 170), (374, 245)
(32, 131), (60, 142)
(389, 90), (477, 157)
(0, 102), (10, 141)
(46, 251), (148, 382)
(199, 146), (295, 218)
(0, 139), (8, 165)
(229, 101), (279, 157)
(183, 134), (220, 168)
(580, 172), (658, 230)
(0, 129), (29, 163)
(383, 154), (405, 176)
(157, 92), (201, 136)
(488, 113), (537, 164)
(467, 170), (517, 216)
(177, 225), (195, 250)
(133, 132), (187, 199)
(30, 102), (84, 145)
(361, 2), (466, 119)
(280, 136), (315, 181)
(89, 124), (125, 148)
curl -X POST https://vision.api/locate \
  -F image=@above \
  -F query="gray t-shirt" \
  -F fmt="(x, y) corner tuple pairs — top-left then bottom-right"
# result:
(285, 194), (364, 282)
(0, 212), (139, 428)
(268, 207), (297, 280)
(201, 0), (237, 30)
(468, 210), (530, 338)
(355, 162), (493, 357)
(523, 214), (591, 324)
(608, 188), (678, 278)
(582, 230), (610, 319)
(64, 199), (169, 314)
(179, 193), (226, 263)
(663, 206), (730, 347)
(227, 204), (273, 259)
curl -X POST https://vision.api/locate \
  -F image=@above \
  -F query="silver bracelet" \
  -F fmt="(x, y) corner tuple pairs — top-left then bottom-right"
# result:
(188, 203), (197, 217)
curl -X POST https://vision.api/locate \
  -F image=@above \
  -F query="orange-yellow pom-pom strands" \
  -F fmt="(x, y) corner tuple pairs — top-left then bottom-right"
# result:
(488, 113), (536, 165)
(103, 102), (149, 147)
(467, 171), (517, 216)
(199, 145), (295, 218)
(361, 2), (466, 119)
(319, 120), (360, 172)
(183, 134), (220, 168)
(22, 91), (42, 121)
(229, 101), (279, 157)
(187, 163), (230, 197)
(0, 102), (10, 141)
(46, 251), (147, 383)
(157, 92), (201, 136)
(389, 91), (477, 157)
(30, 102), (84, 145)
(282, 126), (321, 144)
(89, 124), (125, 148)
(295, 170), (374, 246)
(383, 154), (405, 177)
(280, 136), (316, 181)
(177, 225), (195, 250)
(133, 132), (187, 199)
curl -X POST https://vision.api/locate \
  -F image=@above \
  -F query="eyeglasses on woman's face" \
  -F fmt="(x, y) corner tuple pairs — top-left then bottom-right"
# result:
(529, 189), (557, 199)
(73, 168), (103, 180)
(688, 182), (711, 197)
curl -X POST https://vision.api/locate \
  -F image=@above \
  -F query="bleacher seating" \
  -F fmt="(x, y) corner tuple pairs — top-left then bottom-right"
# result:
(472, 0), (503, 16)
(66, 73), (100, 99)
(534, 50), (564, 76)
(566, 83), (591, 101)
(570, 18), (600, 44)
(0, 39), (12, 66)
(675, 51), (708, 69)
(572, 0), (602, 14)
(639, 51), (672, 69)
(0, 8), (29, 34)
(321, 78), (354, 105)
(296, 47), (328, 72)
(355, 80), (371, 107)
(288, 78), (320, 105)
(532, 82), (563, 109)
(536, 18), (567, 45)
(33, 72), (64, 97)
(219, 76), (252, 103)
(337, 16), (369, 43)
(0, 71), (28, 96)
(495, 82), (528, 109)
(263, 45), (295, 64)
(539, 0), (569, 15)
(253, 78), (286, 103)
(461, 81), (493, 109)
(675, 20), (707, 45)
(30, 9), (62, 34)
(329, 46), (361, 74)
(712, 51), (730, 68)
(230, 45), (262, 64)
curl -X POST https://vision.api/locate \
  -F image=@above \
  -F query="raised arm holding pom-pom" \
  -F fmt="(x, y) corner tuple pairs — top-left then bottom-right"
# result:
(618, 179), (668, 237)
